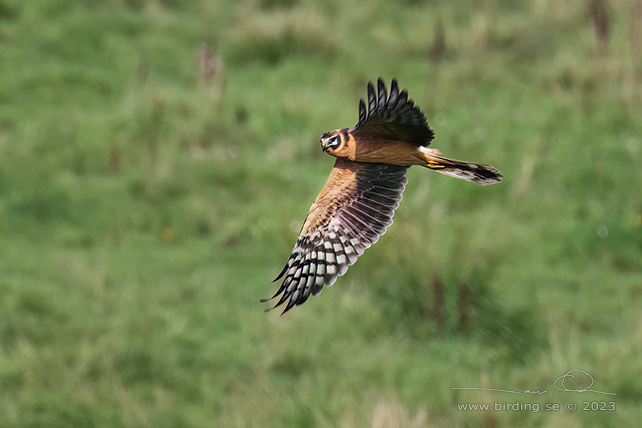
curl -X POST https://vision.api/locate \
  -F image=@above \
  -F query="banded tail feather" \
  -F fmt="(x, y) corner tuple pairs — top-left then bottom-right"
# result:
(419, 147), (502, 186)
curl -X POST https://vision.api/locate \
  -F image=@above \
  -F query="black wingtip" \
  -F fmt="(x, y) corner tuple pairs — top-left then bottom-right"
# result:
(367, 81), (375, 97)
(263, 295), (296, 316)
(377, 78), (387, 106)
(358, 98), (366, 123)
(390, 79), (399, 99)
(367, 81), (376, 114)
(281, 298), (297, 315)
(262, 291), (291, 314)
(273, 265), (288, 282)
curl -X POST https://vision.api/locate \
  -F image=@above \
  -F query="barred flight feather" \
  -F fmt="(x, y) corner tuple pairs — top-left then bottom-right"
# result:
(265, 160), (408, 314)
(353, 78), (434, 146)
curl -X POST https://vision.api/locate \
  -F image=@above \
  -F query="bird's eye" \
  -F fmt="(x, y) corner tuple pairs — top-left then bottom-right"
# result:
(329, 136), (337, 145)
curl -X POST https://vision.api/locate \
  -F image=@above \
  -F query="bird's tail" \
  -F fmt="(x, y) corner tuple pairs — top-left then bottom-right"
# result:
(419, 148), (502, 186)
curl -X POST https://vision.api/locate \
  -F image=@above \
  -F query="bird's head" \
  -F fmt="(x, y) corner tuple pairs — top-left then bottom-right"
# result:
(320, 130), (346, 156)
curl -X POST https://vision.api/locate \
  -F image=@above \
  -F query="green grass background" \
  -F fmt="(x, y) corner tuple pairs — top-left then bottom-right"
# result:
(1, 0), (641, 426)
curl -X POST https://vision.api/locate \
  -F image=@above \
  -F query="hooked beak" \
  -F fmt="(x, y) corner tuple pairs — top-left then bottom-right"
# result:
(320, 139), (328, 152)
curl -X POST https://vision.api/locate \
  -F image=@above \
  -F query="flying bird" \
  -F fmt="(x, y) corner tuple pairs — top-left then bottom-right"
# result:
(265, 78), (502, 314)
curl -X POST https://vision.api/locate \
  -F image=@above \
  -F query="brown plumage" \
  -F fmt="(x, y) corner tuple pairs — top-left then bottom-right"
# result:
(265, 78), (502, 314)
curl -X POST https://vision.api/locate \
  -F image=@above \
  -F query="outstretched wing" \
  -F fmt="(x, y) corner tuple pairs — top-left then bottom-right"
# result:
(266, 158), (409, 314)
(351, 77), (434, 147)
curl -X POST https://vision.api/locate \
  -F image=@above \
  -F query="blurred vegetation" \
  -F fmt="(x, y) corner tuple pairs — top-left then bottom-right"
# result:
(0, 0), (641, 426)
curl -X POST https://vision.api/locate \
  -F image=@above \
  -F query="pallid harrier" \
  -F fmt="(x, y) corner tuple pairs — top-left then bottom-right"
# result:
(265, 78), (502, 314)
